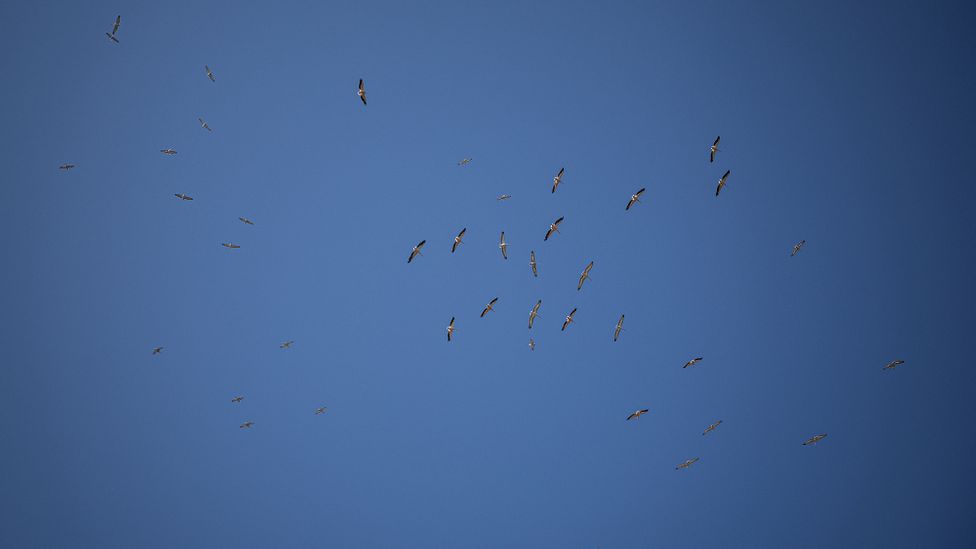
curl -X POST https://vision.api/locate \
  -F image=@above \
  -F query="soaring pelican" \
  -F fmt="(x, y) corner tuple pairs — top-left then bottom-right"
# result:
(715, 170), (730, 196)
(358, 79), (367, 105)
(802, 433), (827, 446)
(458, 158), (472, 166)
(710, 136), (720, 163)
(160, 149), (177, 155)
(59, 164), (75, 170)
(627, 409), (649, 421)
(173, 193), (193, 201)
(683, 357), (703, 369)
(221, 243), (240, 249)
(551, 167), (565, 193)
(452, 228), (466, 253)
(152, 347), (163, 355)
(626, 188), (646, 210)
(239, 217), (255, 225)
(613, 315), (625, 342)
(791, 240), (806, 257)
(447, 317), (455, 341)
(499, 231), (508, 259)
(205, 65), (216, 82)
(883, 359), (905, 370)
(407, 240), (426, 263)
(528, 300), (542, 329)
(315, 407), (328, 415)
(231, 396), (243, 403)
(676, 457), (700, 470)
(702, 420), (723, 435)
(105, 16), (120, 43)
(529, 338), (535, 351)
(529, 251), (538, 277)
(239, 421), (254, 429)
(561, 308), (577, 331)
(544, 217), (564, 241)
(279, 340), (294, 349)
(198, 117), (212, 132)
(481, 298), (499, 318)
(497, 194), (512, 201)
(577, 261), (594, 291)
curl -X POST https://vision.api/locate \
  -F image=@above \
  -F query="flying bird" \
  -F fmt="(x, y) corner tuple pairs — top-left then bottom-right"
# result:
(238, 217), (254, 225)
(626, 188), (646, 210)
(451, 228), (466, 253)
(528, 338), (535, 351)
(221, 243), (241, 249)
(160, 149), (177, 155)
(205, 65), (216, 82)
(702, 420), (723, 435)
(198, 117), (212, 132)
(528, 300), (542, 329)
(314, 407), (328, 415)
(239, 421), (254, 429)
(627, 409), (649, 421)
(231, 396), (243, 403)
(529, 251), (538, 277)
(551, 167), (565, 193)
(481, 298), (499, 318)
(676, 457), (700, 470)
(358, 79), (367, 105)
(407, 240), (426, 263)
(458, 158), (472, 166)
(883, 359), (905, 370)
(279, 340), (294, 349)
(499, 232), (508, 259)
(577, 261), (594, 291)
(544, 217), (564, 241)
(497, 194), (512, 201)
(447, 317), (455, 341)
(715, 170), (730, 196)
(802, 434), (828, 446)
(152, 347), (163, 355)
(791, 240), (806, 257)
(173, 193), (193, 201)
(683, 357), (703, 369)
(613, 315), (625, 342)
(561, 308), (577, 331)
(710, 136), (720, 163)
(59, 164), (75, 171)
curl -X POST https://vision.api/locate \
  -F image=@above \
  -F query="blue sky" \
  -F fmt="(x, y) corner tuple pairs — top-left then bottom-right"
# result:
(1, 1), (975, 547)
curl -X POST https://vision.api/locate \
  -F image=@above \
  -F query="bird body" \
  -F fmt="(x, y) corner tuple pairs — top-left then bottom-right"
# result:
(627, 409), (649, 421)
(315, 407), (328, 415)
(458, 158), (471, 166)
(710, 136), (720, 163)
(59, 164), (75, 170)
(703, 420), (723, 435)
(280, 340), (294, 349)
(561, 308), (577, 331)
(152, 347), (163, 355)
(160, 149), (177, 155)
(447, 317), (455, 341)
(407, 240), (426, 263)
(205, 65), (216, 82)
(497, 194), (511, 201)
(545, 217), (564, 241)
(221, 243), (241, 249)
(791, 240), (806, 256)
(240, 421), (254, 429)
(198, 117), (212, 131)
(239, 217), (254, 225)
(231, 396), (243, 403)
(683, 357), (703, 369)
(358, 79), (367, 105)
(529, 251), (538, 277)
(551, 167), (565, 193)
(452, 228), (466, 253)
(174, 193), (193, 201)
(528, 300), (542, 329)
(499, 231), (508, 259)
(715, 170), (730, 196)
(481, 298), (499, 318)
(676, 457), (700, 470)
(528, 338), (535, 351)
(803, 434), (827, 445)
(626, 188), (646, 210)
(613, 315), (625, 341)
(883, 360), (905, 370)
(577, 261), (594, 291)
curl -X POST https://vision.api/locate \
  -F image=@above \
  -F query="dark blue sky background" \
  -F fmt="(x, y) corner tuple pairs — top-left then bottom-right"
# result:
(2, 1), (975, 547)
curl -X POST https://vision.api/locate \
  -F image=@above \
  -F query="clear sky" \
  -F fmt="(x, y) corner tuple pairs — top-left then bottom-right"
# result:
(1, 1), (975, 547)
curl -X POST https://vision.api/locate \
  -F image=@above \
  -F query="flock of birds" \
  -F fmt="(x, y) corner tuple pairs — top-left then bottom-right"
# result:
(68, 15), (911, 469)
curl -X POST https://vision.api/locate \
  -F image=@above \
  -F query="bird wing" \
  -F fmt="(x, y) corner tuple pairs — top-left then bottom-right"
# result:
(710, 149), (715, 163)
(359, 79), (364, 92)
(557, 167), (564, 178)
(480, 307), (489, 317)
(627, 413), (637, 420)
(489, 298), (498, 306)
(713, 136), (720, 147)
(407, 249), (417, 263)
(554, 216), (564, 227)
(113, 16), (121, 34)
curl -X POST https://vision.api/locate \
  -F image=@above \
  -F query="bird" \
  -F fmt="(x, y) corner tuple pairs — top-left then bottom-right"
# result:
(198, 117), (212, 132)
(702, 420), (723, 435)
(802, 434), (828, 446)
(231, 396), (243, 403)
(152, 347), (163, 355)
(238, 217), (254, 225)
(627, 409), (649, 421)
(458, 158), (472, 166)
(407, 240), (426, 263)
(551, 167), (565, 193)
(626, 188), (646, 210)
(710, 136), (720, 163)
(160, 149), (177, 155)
(683, 357), (703, 368)
(529, 251), (538, 277)
(59, 164), (75, 171)
(499, 231), (509, 259)
(577, 261), (594, 291)
(528, 300), (542, 329)
(883, 359), (905, 370)
(239, 421), (254, 429)
(105, 32), (119, 43)
(173, 193), (193, 201)
(105, 16), (120, 43)
(221, 243), (241, 249)
(791, 240), (806, 257)
(205, 65), (216, 82)
(447, 317), (455, 341)
(452, 228), (466, 253)
(676, 457), (700, 470)
(314, 407), (328, 415)
(528, 338), (535, 351)
(613, 315), (625, 342)
(279, 340), (294, 349)
(358, 79), (367, 105)
(561, 308), (577, 331)
(715, 170), (730, 196)
(497, 194), (512, 201)
(544, 217), (564, 241)
(481, 298), (499, 318)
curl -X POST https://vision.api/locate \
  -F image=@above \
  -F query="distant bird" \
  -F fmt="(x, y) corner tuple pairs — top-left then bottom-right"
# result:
(702, 420), (723, 436)
(240, 421), (254, 429)
(152, 347), (163, 355)
(160, 149), (177, 155)
(481, 298), (499, 318)
(198, 117), (212, 132)
(231, 396), (243, 403)
(577, 261), (594, 291)
(529, 338), (535, 351)
(675, 457), (700, 470)
(59, 164), (75, 171)
(683, 357), (703, 369)
(497, 194), (512, 201)
(452, 228), (466, 253)
(802, 433), (827, 446)
(544, 216), (564, 241)
(529, 251), (538, 277)
(315, 407), (328, 415)
(221, 243), (241, 249)
(715, 170), (730, 196)
(173, 193), (193, 201)
(238, 217), (254, 225)
(407, 240), (426, 263)
(528, 300), (542, 329)
(280, 340), (294, 349)
(499, 231), (509, 259)
(613, 315), (625, 342)
(447, 317), (455, 341)
(626, 188), (646, 210)
(627, 409), (649, 421)
(561, 307), (577, 331)
(710, 136), (720, 163)
(205, 65), (216, 82)
(551, 167), (565, 193)
(358, 79), (367, 105)
(458, 158), (472, 166)
(883, 359), (905, 370)
(791, 240), (806, 257)
(105, 16), (120, 43)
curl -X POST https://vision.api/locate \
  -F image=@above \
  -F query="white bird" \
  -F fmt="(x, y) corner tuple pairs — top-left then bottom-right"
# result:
(544, 217), (564, 241)
(358, 79), (367, 105)
(452, 228), (466, 253)
(683, 357), (703, 369)
(551, 167), (565, 193)
(528, 300), (542, 329)
(715, 170), (730, 196)
(198, 117), (212, 132)
(710, 136), (720, 163)
(613, 315), (625, 342)
(626, 188), (646, 211)
(481, 298), (499, 318)
(561, 308), (577, 331)
(676, 457), (699, 470)
(447, 317), (456, 341)
(499, 231), (509, 259)
(702, 420), (723, 435)
(803, 433), (827, 446)
(577, 261), (594, 291)
(627, 409), (649, 421)
(407, 240), (426, 263)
